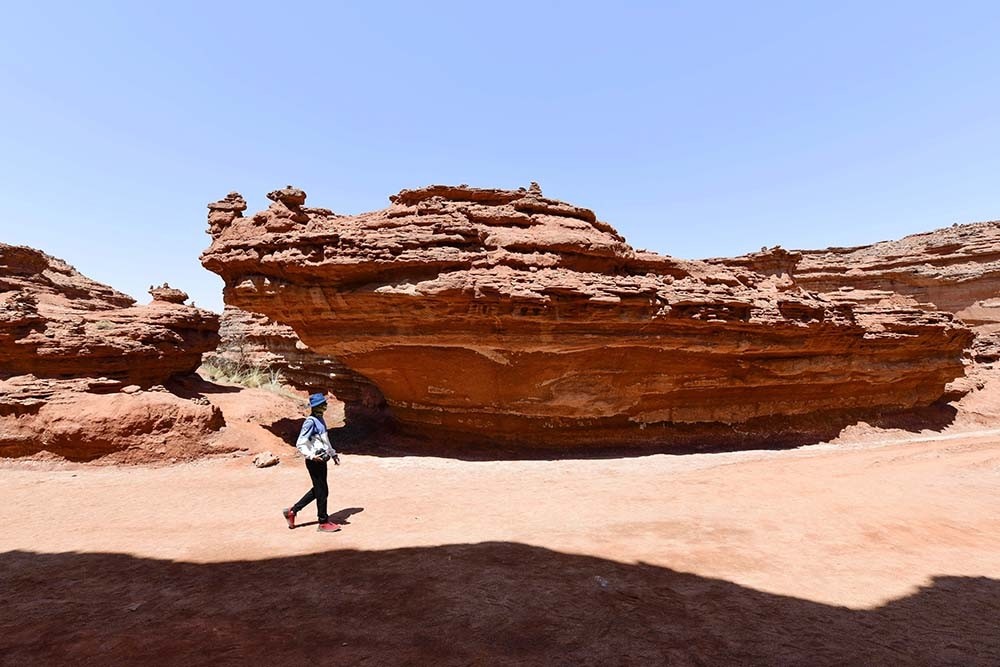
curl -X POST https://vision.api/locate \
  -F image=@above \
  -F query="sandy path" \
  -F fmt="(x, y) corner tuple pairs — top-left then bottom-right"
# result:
(2, 432), (999, 665)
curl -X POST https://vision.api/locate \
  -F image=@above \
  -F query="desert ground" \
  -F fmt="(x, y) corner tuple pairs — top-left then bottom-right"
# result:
(2, 383), (999, 666)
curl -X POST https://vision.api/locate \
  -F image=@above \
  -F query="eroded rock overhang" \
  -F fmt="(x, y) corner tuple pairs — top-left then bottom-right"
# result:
(200, 184), (974, 450)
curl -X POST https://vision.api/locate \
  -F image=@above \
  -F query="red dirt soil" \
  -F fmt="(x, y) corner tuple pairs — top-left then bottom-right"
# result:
(2, 383), (999, 664)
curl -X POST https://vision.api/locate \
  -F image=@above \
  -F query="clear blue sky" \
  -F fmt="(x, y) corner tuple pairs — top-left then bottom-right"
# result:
(2, 1), (998, 312)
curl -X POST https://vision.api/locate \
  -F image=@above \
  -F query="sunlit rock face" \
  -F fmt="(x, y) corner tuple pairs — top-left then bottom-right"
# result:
(716, 221), (1000, 368)
(717, 221), (1000, 323)
(0, 243), (223, 460)
(1, 244), (220, 385)
(201, 184), (972, 451)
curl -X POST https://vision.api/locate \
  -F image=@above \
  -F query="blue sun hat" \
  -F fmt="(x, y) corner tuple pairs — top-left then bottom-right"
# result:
(308, 393), (328, 409)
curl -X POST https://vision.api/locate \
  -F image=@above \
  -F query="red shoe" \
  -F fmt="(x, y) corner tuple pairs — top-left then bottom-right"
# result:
(282, 508), (296, 529)
(317, 521), (341, 533)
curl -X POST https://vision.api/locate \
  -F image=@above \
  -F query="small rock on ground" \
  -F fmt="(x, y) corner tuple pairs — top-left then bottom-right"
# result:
(253, 452), (279, 468)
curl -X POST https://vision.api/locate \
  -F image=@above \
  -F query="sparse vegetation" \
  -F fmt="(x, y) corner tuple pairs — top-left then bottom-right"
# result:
(202, 358), (285, 391)
(200, 332), (289, 395)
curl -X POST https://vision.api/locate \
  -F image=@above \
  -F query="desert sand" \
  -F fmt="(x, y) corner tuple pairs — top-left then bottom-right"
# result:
(2, 381), (998, 665)
(6, 192), (1000, 664)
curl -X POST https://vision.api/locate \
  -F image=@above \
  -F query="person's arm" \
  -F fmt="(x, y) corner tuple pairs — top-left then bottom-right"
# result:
(295, 417), (318, 458)
(315, 430), (339, 464)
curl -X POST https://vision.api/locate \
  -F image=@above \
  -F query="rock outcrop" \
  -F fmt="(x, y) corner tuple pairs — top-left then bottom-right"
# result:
(205, 306), (384, 406)
(1, 246), (220, 386)
(1, 244), (225, 461)
(0, 375), (225, 462)
(716, 222), (1000, 363)
(718, 222), (1000, 326)
(201, 184), (973, 451)
(148, 282), (190, 305)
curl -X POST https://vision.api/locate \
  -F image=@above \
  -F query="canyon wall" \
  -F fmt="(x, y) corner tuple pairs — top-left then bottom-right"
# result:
(717, 222), (1000, 323)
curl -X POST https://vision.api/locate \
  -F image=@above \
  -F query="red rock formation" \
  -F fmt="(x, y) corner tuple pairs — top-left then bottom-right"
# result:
(797, 223), (1000, 336)
(1, 245), (219, 386)
(148, 282), (189, 305)
(715, 222), (1000, 361)
(0, 375), (225, 461)
(0, 243), (224, 461)
(205, 305), (384, 406)
(201, 185), (973, 451)
(719, 222), (1000, 324)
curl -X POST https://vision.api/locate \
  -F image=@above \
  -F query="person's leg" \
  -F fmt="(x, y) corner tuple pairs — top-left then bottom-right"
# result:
(291, 459), (318, 514)
(291, 488), (315, 514)
(310, 458), (329, 523)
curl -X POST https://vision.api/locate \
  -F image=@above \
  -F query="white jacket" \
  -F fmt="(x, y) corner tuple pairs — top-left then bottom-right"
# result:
(295, 416), (336, 460)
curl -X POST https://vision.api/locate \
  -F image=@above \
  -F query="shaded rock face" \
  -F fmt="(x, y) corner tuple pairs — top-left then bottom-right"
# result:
(201, 185), (973, 451)
(1, 244), (220, 386)
(205, 306), (384, 407)
(0, 243), (223, 461)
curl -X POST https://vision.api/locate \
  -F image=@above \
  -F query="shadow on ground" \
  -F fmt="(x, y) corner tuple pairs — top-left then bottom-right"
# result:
(166, 374), (241, 398)
(296, 399), (962, 462)
(2, 543), (996, 665)
(264, 404), (389, 451)
(291, 508), (365, 529)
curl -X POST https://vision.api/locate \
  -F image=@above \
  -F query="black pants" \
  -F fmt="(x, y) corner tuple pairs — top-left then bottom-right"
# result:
(292, 458), (329, 522)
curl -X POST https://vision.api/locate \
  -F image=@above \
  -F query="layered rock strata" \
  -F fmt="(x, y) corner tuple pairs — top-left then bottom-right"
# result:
(718, 221), (1000, 326)
(0, 375), (225, 461)
(1, 247), (220, 386)
(205, 305), (384, 406)
(717, 222), (1000, 364)
(1, 244), (224, 460)
(201, 185), (973, 450)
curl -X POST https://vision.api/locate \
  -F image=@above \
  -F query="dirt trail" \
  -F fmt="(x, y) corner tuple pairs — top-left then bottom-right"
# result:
(2, 424), (999, 665)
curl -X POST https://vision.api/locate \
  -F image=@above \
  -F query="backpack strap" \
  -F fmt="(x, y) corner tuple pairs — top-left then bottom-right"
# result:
(305, 415), (324, 434)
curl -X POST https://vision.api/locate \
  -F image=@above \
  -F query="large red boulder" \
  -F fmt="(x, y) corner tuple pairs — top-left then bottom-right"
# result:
(1, 244), (225, 461)
(201, 184), (973, 451)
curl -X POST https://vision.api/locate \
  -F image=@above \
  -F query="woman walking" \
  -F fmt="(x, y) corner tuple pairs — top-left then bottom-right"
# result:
(282, 393), (341, 532)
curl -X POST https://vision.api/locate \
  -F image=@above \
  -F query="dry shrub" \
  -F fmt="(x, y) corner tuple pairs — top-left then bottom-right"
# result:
(201, 332), (286, 392)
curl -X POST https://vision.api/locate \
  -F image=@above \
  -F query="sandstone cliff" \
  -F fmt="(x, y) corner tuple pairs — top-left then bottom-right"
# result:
(201, 185), (973, 451)
(0, 244), (225, 461)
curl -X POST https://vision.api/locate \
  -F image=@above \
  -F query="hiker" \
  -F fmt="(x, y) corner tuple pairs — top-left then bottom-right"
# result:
(283, 393), (341, 533)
